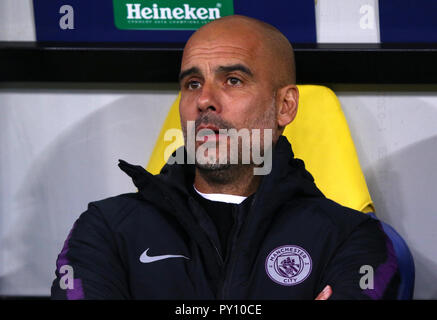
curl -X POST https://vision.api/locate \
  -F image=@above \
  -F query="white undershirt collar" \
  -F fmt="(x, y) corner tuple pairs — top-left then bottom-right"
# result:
(193, 185), (247, 204)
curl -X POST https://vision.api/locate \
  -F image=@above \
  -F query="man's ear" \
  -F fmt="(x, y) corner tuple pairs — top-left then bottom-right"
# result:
(276, 85), (299, 128)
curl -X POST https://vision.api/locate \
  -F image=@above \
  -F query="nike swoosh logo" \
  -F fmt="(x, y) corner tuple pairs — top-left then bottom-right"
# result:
(139, 248), (190, 264)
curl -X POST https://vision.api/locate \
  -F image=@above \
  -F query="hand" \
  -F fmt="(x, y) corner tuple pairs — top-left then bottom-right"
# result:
(315, 285), (332, 300)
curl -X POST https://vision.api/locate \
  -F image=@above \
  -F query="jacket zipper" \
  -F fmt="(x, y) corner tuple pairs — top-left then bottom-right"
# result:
(218, 205), (243, 299)
(214, 244), (224, 265)
(187, 196), (225, 267)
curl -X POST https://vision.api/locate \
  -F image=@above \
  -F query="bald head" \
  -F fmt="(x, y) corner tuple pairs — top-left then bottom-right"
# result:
(183, 15), (296, 88)
(179, 14), (300, 152)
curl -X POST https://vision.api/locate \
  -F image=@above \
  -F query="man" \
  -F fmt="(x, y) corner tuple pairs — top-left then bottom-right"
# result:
(51, 15), (399, 299)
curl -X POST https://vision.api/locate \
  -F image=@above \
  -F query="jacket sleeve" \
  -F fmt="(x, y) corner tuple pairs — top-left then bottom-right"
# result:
(318, 218), (400, 300)
(51, 203), (130, 299)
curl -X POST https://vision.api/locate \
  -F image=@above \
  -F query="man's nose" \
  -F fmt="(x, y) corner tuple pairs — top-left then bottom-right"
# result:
(197, 82), (221, 113)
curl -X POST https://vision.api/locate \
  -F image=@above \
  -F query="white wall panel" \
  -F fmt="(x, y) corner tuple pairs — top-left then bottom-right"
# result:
(315, 0), (380, 43)
(0, 83), (178, 295)
(0, 0), (35, 41)
(334, 85), (437, 299)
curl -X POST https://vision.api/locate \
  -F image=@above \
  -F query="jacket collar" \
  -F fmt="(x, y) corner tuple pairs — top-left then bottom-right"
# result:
(118, 135), (324, 213)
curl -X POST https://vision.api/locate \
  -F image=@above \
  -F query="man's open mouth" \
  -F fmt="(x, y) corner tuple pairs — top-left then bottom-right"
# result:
(196, 124), (224, 142)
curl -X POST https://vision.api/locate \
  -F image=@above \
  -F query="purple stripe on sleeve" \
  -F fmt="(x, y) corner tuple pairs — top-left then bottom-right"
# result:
(66, 279), (85, 300)
(56, 222), (76, 272)
(56, 221), (86, 300)
(364, 223), (398, 300)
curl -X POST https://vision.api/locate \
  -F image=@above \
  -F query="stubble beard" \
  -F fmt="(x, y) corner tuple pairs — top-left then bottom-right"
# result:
(182, 97), (277, 185)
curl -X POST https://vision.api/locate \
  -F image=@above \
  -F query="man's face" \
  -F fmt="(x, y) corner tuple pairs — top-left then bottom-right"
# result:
(179, 25), (278, 169)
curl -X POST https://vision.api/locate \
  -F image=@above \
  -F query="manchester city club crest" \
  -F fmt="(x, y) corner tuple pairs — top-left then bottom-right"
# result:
(265, 245), (312, 286)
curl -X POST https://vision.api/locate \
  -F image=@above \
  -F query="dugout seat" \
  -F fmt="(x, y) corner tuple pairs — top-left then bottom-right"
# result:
(146, 85), (415, 300)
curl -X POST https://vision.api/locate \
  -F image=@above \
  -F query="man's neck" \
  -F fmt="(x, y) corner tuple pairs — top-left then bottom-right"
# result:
(193, 165), (261, 197)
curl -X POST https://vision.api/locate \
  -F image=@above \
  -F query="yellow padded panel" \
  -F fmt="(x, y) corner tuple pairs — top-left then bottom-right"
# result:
(146, 85), (374, 213)
(284, 85), (374, 213)
(146, 93), (183, 176)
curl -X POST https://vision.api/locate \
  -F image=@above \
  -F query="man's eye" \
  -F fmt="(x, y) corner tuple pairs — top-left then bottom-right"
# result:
(227, 77), (242, 86)
(187, 81), (201, 90)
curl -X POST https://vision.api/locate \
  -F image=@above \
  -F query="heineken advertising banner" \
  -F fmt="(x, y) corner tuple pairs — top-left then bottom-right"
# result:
(33, 0), (317, 43)
(113, 0), (234, 30)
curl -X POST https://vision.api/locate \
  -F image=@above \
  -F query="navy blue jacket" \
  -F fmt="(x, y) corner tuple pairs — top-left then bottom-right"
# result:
(51, 136), (399, 299)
